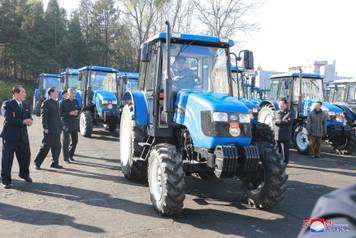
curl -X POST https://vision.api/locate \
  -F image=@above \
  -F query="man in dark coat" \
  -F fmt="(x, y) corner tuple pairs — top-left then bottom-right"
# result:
(274, 98), (293, 163)
(60, 88), (80, 163)
(1, 86), (33, 188)
(34, 87), (63, 169)
(307, 101), (328, 158)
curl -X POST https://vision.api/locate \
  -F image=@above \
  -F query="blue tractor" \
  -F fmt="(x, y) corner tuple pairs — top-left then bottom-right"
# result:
(33, 73), (61, 116)
(78, 66), (119, 136)
(118, 72), (139, 91)
(258, 72), (356, 155)
(328, 79), (356, 131)
(60, 68), (83, 108)
(119, 22), (287, 216)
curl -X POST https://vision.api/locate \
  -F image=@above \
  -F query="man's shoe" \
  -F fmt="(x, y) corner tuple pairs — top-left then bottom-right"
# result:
(69, 157), (75, 161)
(3, 184), (12, 189)
(34, 164), (41, 170)
(64, 159), (71, 164)
(50, 164), (64, 169)
(24, 177), (33, 183)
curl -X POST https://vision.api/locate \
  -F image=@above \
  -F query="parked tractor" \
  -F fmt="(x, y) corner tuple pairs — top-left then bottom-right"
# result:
(33, 73), (61, 116)
(119, 22), (287, 216)
(78, 66), (119, 136)
(328, 79), (356, 130)
(258, 72), (356, 155)
(60, 68), (82, 108)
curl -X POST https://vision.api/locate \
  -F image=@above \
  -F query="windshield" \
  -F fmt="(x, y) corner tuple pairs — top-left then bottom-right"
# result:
(301, 78), (324, 101)
(162, 44), (230, 95)
(90, 71), (117, 92)
(333, 85), (346, 102)
(347, 84), (356, 103)
(43, 77), (60, 89)
(68, 75), (79, 89)
(269, 79), (291, 101)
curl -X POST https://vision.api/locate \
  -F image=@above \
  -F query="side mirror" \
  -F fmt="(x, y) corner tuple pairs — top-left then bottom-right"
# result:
(140, 43), (151, 62)
(243, 50), (254, 70)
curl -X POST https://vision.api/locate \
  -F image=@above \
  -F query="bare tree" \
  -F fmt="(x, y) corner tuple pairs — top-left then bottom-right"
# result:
(192, 0), (260, 38)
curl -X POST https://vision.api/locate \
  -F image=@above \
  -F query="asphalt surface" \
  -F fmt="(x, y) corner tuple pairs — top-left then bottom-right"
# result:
(0, 117), (355, 238)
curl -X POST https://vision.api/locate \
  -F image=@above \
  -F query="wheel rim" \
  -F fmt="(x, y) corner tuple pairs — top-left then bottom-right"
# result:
(296, 126), (309, 151)
(150, 157), (163, 202)
(259, 110), (274, 128)
(120, 109), (131, 166)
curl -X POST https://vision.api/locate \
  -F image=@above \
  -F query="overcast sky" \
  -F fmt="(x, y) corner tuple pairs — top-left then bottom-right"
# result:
(49, 0), (355, 77)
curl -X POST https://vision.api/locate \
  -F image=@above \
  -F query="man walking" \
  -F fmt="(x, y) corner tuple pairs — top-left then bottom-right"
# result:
(274, 98), (293, 164)
(307, 101), (328, 158)
(1, 86), (33, 188)
(34, 87), (63, 169)
(60, 88), (79, 163)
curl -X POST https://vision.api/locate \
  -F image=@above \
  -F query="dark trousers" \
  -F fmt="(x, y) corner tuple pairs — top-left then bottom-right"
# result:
(277, 140), (290, 163)
(34, 133), (61, 166)
(62, 130), (78, 161)
(1, 140), (31, 185)
(309, 135), (322, 157)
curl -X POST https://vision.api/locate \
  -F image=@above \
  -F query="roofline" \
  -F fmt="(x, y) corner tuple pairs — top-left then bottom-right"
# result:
(270, 72), (323, 79)
(332, 79), (356, 84)
(39, 73), (60, 78)
(78, 66), (118, 73)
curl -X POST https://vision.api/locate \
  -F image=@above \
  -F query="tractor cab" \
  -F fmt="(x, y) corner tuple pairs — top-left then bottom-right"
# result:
(119, 22), (286, 216)
(33, 73), (61, 116)
(78, 66), (119, 136)
(118, 72), (139, 91)
(60, 68), (82, 107)
(258, 72), (355, 154)
(329, 79), (356, 128)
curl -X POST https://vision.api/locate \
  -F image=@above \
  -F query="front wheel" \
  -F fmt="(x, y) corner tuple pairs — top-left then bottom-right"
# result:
(330, 129), (356, 155)
(293, 123), (310, 154)
(80, 111), (93, 137)
(148, 144), (185, 216)
(240, 142), (287, 209)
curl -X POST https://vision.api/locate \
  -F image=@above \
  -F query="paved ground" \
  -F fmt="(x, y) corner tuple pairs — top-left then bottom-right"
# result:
(0, 117), (355, 238)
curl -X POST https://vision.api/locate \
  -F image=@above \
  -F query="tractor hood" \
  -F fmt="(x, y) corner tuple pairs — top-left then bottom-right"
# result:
(173, 90), (252, 149)
(94, 90), (117, 102)
(239, 98), (259, 111)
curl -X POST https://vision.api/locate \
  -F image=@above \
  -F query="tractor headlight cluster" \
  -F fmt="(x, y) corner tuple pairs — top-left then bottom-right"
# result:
(211, 112), (250, 123)
(329, 111), (346, 124)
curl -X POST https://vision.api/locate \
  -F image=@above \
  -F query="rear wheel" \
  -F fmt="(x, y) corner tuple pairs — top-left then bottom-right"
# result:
(120, 104), (147, 181)
(258, 104), (275, 129)
(252, 121), (276, 145)
(330, 129), (356, 155)
(148, 144), (185, 216)
(240, 142), (287, 209)
(293, 123), (309, 154)
(80, 111), (93, 137)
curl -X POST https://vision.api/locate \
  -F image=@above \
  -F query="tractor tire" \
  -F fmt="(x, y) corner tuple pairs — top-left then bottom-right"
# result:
(240, 142), (287, 209)
(293, 123), (310, 154)
(330, 129), (356, 155)
(80, 111), (93, 137)
(252, 121), (276, 145)
(148, 144), (185, 216)
(120, 104), (147, 181)
(107, 124), (117, 132)
(257, 104), (275, 129)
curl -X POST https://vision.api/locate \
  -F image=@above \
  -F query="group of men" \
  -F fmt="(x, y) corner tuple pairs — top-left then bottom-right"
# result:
(1, 86), (80, 189)
(274, 99), (328, 163)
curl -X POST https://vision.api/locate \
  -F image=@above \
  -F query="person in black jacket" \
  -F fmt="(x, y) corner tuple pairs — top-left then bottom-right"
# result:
(274, 98), (293, 164)
(1, 86), (33, 189)
(60, 88), (80, 163)
(34, 87), (63, 169)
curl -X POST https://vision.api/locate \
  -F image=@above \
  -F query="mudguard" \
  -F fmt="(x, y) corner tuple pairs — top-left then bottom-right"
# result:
(123, 91), (149, 127)
(173, 90), (251, 149)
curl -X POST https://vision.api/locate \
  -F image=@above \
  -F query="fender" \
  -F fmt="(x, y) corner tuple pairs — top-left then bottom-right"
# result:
(259, 100), (279, 110)
(123, 91), (149, 127)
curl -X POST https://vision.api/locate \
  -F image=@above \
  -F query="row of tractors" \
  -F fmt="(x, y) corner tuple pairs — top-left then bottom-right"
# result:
(32, 21), (356, 217)
(32, 67), (139, 137)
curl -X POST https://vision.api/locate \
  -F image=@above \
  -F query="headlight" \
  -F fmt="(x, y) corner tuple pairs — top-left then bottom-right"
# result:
(212, 112), (228, 122)
(328, 111), (336, 116)
(229, 114), (239, 121)
(239, 114), (250, 123)
(335, 113), (345, 123)
(101, 100), (109, 104)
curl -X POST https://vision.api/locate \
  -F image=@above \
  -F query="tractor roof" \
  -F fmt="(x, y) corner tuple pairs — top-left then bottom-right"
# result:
(270, 72), (323, 79)
(118, 72), (139, 80)
(61, 68), (79, 76)
(146, 32), (235, 47)
(332, 79), (356, 84)
(78, 66), (118, 73)
(231, 66), (245, 73)
(40, 73), (60, 78)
